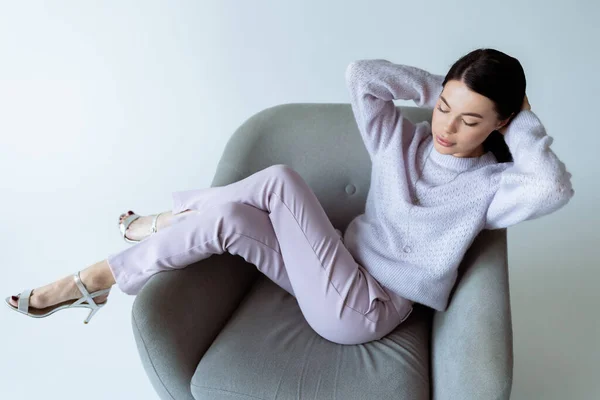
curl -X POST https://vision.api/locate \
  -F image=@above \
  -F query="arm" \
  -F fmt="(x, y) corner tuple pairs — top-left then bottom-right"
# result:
(345, 59), (444, 158)
(485, 110), (574, 230)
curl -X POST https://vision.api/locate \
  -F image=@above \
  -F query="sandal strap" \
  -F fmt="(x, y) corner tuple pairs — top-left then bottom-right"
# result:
(72, 288), (111, 308)
(120, 214), (141, 238)
(73, 272), (98, 307)
(72, 272), (111, 308)
(17, 289), (33, 313)
(151, 212), (163, 234)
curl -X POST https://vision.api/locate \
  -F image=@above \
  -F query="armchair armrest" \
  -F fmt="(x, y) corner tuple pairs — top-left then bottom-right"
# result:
(431, 228), (513, 400)
(131, 254), (258, 400)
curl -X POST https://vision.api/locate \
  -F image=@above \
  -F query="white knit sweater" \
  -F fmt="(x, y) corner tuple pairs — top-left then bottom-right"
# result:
(342, 59), (574, 311)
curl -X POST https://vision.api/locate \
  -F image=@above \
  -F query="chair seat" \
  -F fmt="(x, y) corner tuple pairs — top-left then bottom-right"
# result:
(191, 275), (432, 400)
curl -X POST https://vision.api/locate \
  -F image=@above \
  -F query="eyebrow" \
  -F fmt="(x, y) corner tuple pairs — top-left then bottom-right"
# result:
(440, 96), (484, 118)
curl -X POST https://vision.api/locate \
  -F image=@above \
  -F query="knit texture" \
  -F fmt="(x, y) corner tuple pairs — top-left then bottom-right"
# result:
(342, 59), (574, 311)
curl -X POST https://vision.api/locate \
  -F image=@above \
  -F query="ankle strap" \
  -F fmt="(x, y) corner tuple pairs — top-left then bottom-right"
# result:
(151, 212), (163, 233)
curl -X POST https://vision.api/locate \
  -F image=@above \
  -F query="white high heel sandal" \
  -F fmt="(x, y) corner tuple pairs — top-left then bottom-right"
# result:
(119, 212), (163, 244)
(5, 271), (111, 324)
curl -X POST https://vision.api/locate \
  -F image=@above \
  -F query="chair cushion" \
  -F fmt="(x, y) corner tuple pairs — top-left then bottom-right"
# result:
(191, 275), (432, 400)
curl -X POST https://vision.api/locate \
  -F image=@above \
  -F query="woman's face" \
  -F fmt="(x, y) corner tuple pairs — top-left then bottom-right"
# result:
(431, 79), (509, 158)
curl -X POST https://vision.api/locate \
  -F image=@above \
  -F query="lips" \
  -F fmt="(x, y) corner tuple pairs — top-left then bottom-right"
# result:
(436, 135), (454, 146)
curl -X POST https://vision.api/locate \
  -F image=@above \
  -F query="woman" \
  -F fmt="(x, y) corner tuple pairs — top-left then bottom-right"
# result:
(6, 48), (574, 345)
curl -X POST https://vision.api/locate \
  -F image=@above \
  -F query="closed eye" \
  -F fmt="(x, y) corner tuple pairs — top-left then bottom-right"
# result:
(436, 106), (479, 127)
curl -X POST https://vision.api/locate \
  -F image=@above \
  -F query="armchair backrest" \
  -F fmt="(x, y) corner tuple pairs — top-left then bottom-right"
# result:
(211, 103), (433, 230)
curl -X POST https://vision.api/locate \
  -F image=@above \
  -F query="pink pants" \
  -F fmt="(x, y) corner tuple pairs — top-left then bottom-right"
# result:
(107, 164), (413, 345)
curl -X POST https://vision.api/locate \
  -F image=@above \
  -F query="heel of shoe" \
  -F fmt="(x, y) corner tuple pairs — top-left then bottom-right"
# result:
(84, 304), (103, 324)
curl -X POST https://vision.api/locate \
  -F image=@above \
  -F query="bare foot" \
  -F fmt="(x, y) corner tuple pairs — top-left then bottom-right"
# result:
(119, 210), (169, 242)
(8, 260), (114, 310)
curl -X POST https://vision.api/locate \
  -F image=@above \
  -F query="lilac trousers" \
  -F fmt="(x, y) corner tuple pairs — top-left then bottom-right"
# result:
(107, 164), (413, 345)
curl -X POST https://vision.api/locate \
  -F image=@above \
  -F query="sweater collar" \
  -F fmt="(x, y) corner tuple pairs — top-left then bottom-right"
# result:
(427, 138), (497, 172)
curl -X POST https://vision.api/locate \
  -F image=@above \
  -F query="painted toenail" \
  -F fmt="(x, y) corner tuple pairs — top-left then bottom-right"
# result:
(11, 295), (18, 301)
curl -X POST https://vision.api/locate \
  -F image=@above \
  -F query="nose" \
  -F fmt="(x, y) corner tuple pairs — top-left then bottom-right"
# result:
(443, 119), (458, 135)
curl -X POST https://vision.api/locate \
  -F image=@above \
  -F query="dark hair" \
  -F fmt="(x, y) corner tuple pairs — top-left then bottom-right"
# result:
(442, 48), (526, 163)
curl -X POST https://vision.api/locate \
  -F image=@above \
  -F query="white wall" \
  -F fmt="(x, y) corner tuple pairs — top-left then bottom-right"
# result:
(1, 1), (598, 399)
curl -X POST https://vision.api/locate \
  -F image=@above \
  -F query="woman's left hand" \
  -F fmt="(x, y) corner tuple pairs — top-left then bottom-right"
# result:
(498, 94), (531, 135)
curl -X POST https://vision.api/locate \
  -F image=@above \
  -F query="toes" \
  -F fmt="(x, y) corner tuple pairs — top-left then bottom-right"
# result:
(119, 211), (134, 223)
(9, 295), (18, 308)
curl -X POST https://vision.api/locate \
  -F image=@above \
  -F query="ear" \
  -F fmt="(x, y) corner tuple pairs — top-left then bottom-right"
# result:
(496, 112), (515, 130)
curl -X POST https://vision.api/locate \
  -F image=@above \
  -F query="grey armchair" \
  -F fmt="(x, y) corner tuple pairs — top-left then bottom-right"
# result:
(131, 104), (513, 400)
